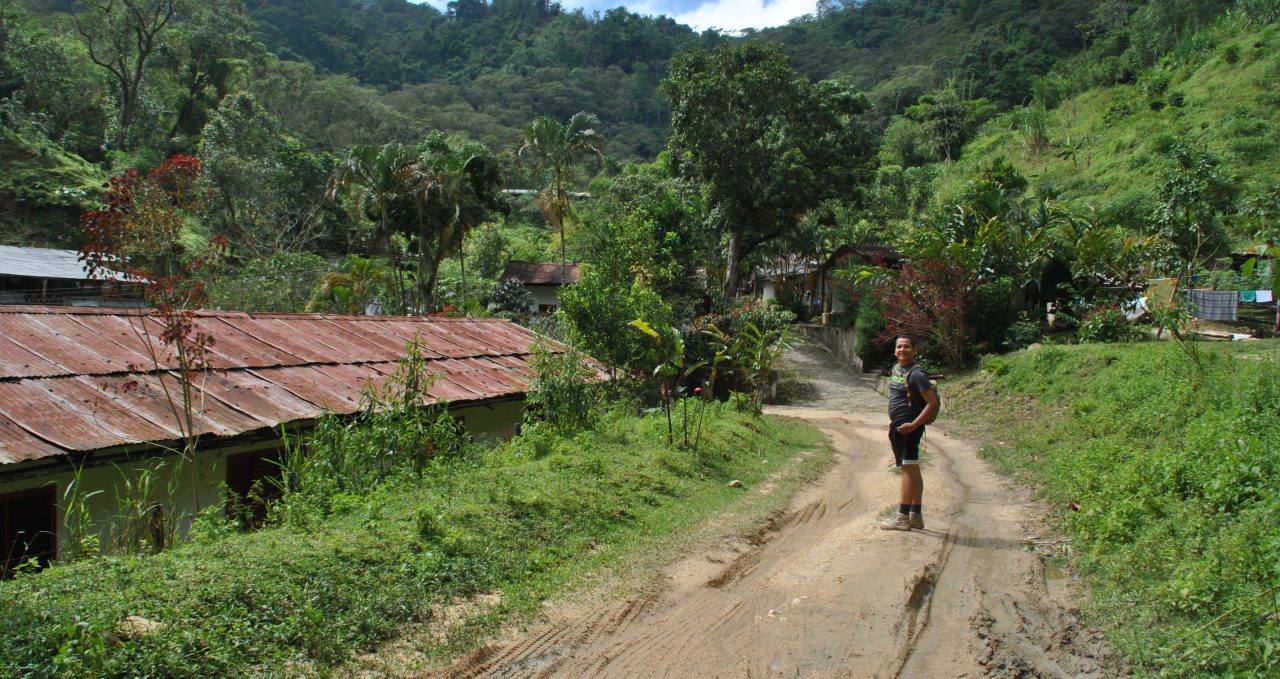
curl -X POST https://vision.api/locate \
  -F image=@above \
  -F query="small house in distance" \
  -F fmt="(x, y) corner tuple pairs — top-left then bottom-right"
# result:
(0, 306), (572, 574)
(0, 245), (141, 307)
(500, 260), (581, 313)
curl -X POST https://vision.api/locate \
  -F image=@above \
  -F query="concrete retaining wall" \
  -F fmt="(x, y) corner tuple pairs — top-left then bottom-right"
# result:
(796, 323), (865, 373)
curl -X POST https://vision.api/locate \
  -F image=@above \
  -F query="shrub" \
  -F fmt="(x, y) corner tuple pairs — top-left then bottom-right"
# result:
(874, 258), (975, 368)
(1002, 314), (1042, 351)
(686, 299), (795, 367)
(523, 343), (603, 434)
(967, 277), (1018, 353)
(485, 279), (535, 316)
(1103, 101), (1134, 126)
(853, 297), (885, 365)
(279, 337), (470, 507)
(559, 269), (673, 379)
(1076, 304), (1142, 343)
(980, 354), (1010, 376)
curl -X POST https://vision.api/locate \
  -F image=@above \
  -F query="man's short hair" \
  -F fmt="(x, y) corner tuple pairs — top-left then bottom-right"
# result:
(894, 334), (916, 347)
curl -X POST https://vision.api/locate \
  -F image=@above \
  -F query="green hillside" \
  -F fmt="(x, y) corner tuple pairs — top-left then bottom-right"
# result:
(0, 128), (104, 248)
(937, 16), (1280, 247)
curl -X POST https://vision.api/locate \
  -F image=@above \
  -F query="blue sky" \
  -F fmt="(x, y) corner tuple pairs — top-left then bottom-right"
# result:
(412, 0), (817, 32)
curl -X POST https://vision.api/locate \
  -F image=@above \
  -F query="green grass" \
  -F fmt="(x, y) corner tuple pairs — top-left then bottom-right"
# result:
(954, 339), (1280, 676)
(936, 18), (1280, 247)
(0, 407), (828, 677)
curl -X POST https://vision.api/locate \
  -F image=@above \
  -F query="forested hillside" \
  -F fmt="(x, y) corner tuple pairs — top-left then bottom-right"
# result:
(1, 0), (1105, 255)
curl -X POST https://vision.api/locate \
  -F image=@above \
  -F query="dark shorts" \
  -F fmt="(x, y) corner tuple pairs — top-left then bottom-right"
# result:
(889, 420), (924, 467)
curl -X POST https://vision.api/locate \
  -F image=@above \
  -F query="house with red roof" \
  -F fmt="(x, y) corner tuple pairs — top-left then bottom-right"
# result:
(0, 306), (567, 573)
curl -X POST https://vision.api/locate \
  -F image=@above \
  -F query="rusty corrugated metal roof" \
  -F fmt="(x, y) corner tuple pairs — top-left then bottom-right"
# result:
(0, 306), (572, 464)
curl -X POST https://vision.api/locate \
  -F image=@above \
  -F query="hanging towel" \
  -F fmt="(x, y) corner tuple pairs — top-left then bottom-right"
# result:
(1240, 290), (1257, 303)
(1187, 289), (1238, 322)
(1257, 290), (1273, 303)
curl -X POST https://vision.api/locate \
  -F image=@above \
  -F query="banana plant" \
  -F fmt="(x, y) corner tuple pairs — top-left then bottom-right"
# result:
(630, 319), (706, 447)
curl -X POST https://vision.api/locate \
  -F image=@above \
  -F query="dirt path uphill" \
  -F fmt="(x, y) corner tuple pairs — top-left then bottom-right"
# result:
(444, 336), (1121, 678)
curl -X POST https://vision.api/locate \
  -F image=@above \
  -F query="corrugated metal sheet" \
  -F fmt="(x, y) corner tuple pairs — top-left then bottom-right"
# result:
(0, 411), (62, 464)
(0, 245), (127, 280)
(0, 306), (570, 464)
(0, 334), (69, 379)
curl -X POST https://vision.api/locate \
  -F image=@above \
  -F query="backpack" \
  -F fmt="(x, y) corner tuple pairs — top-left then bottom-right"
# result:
(906, 366), (940, 425)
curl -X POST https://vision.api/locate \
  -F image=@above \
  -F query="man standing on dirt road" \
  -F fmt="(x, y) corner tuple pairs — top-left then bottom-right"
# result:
(880, 335), (938, 531)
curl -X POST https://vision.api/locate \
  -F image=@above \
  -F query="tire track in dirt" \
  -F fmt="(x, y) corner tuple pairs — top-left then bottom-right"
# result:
(436, 338), (1124, 678)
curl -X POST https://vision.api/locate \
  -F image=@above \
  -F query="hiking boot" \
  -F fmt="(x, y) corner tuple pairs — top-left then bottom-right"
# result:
(908, 512), (924, 530)
(879, 513), (912, 531)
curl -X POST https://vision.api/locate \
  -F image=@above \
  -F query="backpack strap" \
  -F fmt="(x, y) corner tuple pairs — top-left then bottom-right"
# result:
(906, 366), (927, 409)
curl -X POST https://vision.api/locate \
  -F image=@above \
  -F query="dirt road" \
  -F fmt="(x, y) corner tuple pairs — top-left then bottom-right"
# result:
(446, 337), (1120, 678)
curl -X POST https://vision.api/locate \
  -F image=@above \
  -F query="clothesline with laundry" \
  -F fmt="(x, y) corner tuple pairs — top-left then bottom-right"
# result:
(1184, 288), (1277, 326)
(1140, 278), (1278, 329)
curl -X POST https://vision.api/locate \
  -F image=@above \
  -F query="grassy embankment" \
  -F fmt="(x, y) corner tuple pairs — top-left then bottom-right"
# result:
(952, 339), (1280, 676)
(0, 408), (828, 676)
(0, 127), (105, 249)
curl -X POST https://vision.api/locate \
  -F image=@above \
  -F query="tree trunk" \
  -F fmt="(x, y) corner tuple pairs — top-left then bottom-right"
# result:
(423, 244), (445, 312)
(416, 215), (429, 313)
(384, 221), (407, 314)
(458, 230), (466, 305)
(723, 230), (742, 304)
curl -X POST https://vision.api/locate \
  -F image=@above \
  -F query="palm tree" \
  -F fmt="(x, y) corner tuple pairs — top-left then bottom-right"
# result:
(400, 134), (503, 312)
(330, 134), (501, 314)
(306, 256), (389, 315)
(328, 143), (416, 313)
(519, 112), (605, 282)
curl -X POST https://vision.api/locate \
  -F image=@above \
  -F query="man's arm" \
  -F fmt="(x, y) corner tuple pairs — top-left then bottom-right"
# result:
(896, 387), (938, 434)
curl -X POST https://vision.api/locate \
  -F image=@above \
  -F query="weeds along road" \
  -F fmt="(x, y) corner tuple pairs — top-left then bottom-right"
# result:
(444, 336), (1121, 678)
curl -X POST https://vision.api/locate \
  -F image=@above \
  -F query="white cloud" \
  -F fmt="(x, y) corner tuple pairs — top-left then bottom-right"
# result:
(411, 0), (814, 32)
(638, 0), (814, 32)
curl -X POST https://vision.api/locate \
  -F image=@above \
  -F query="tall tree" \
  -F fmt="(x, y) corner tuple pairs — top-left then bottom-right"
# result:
(167, 0), (259, 142)
(519, 112), (605, 281)
(328, 142), (418, 312)
(74, 0), (191, 149)
(401, 133), (504, 312)
(902, 87), (995, 163)
(330, 135), (502, 313)
(662, 42), (876, 303)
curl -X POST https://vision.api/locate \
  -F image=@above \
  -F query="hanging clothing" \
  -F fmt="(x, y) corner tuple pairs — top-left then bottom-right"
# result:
(1187, 289), (1238, 322)
(1256, 290), (1273, 303)
(1240, 290), (1257, 303)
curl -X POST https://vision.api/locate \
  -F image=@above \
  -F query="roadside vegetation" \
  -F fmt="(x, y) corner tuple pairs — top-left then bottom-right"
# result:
(953, 339), (1280, 676)
(0, 376), (826, 676)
